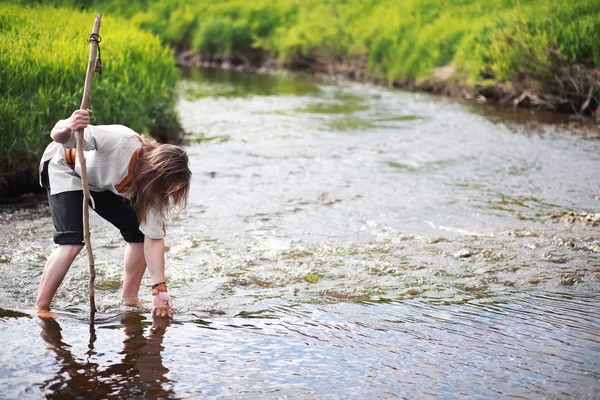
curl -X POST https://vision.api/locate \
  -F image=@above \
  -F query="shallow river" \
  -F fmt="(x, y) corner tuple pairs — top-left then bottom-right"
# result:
(1, 68), (599, 398)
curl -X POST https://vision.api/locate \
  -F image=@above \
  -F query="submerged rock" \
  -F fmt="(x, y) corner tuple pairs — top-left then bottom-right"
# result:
(453, 249), (474, 259)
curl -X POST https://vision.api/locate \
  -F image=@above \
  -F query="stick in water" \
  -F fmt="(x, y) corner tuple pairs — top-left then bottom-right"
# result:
(75, 13), (102, 320)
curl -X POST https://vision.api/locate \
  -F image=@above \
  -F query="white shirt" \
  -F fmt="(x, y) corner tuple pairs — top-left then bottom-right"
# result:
(39, 125), (166, 239)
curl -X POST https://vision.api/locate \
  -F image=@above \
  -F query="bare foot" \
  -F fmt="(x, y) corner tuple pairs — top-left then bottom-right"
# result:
(122, 297), (145, 307)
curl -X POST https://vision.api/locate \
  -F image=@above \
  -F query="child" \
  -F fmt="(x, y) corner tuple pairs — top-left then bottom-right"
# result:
(37, 109), (191, 317)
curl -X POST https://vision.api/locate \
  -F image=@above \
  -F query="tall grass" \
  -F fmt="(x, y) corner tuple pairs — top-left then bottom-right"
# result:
(141, 0), (598, 112)
(454, 0), (600, 84)
(0, 3), (178, 170)
(1, 0), (598, 174)
(12, 0), (598, 89)
(79, 0), (597, 87)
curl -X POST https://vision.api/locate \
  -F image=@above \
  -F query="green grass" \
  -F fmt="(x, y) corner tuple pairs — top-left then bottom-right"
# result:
(0, 2), (178, 169)
(38, 0), (597, 115)
(77, 0), (598, 84)
(1, 0), (598, 172)
(8, 0), (599, 86)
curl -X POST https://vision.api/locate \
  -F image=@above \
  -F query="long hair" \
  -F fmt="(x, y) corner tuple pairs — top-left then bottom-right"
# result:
(128, 136), (191, 224)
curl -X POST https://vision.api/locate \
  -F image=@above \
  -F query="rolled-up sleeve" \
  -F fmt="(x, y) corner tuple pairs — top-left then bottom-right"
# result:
(139, 206), (166, 239)
(62, 125), (138, 153)
(62, 127), (97, 151)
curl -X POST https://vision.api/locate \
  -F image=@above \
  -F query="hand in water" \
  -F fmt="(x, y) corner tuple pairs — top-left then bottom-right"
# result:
(152, 291), (173, 318)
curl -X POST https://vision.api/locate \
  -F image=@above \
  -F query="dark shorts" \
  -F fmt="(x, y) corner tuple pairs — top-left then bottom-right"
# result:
(41, 161), (145, 245)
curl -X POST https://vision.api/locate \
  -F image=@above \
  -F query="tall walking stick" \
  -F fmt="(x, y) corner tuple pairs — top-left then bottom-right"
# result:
(76, 14), (102, 320)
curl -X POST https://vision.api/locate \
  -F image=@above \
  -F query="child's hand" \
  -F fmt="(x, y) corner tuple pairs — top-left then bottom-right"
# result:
(66, 109), (92, 132)
(152, 291), (174, 318)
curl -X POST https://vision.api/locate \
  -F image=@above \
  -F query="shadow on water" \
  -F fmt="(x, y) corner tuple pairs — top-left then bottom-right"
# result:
(0, 193), (47, 212)
(466, 101), (600, 139)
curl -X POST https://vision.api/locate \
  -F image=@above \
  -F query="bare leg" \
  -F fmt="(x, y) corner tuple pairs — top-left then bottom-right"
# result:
(122, 242), (146, 302)
(36, 245), (84, 310)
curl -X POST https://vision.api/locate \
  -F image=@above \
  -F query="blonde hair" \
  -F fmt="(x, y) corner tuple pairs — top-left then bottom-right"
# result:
(128, 136), (191, 223)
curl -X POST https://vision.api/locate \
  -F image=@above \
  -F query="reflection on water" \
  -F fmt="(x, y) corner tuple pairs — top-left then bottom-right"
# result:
(1, 67), (600, 397)
(37, 312), (173, 399)
(180, 67), (320, 98)
(1, 290), (599, 398)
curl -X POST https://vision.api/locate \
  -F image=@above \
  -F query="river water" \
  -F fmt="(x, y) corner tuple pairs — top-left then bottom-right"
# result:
(1, 68), (599, 398)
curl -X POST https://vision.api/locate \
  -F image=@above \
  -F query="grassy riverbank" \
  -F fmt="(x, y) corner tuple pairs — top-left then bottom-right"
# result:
(56, 0), (600, 117)
(0, 3), (180, 197)
(1, 0), (598, 196)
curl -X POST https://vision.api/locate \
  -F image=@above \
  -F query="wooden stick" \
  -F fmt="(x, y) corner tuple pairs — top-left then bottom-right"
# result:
(75, 13), (102, 320)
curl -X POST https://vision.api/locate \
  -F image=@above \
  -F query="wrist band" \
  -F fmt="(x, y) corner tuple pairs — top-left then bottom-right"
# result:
(151, 282), (168, 296)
